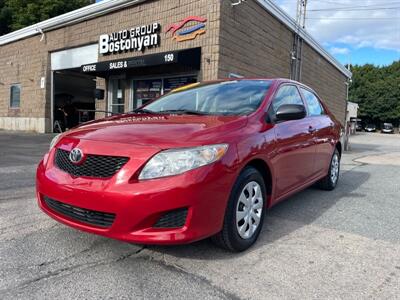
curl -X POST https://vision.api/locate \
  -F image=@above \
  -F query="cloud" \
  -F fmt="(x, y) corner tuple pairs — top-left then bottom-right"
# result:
(329, 47), (350, 55)
(272, 0), (400, 52)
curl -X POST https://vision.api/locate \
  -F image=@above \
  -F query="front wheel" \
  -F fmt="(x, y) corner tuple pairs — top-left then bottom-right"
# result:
(318, 148), (340, 190)
(211, 167), (266, 252)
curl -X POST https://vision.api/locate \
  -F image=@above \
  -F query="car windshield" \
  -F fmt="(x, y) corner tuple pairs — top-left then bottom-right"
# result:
(366, 124), (375, 128)
(142, 80), (272, 116)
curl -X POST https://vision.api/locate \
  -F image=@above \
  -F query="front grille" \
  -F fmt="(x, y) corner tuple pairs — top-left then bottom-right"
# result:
(44, 196), (115, 228)
(55, 148), (129, 178)
(153, 208), (188, 228)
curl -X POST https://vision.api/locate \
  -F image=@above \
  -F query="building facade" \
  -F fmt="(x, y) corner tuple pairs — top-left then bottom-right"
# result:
(0, 0), (351, 133)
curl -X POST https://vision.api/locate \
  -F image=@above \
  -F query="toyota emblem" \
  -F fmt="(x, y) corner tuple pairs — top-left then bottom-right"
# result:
(69, 148), (83, 164)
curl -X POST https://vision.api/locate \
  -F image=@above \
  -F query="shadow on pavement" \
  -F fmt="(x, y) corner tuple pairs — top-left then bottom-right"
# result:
(346, 142), (381, 154)
(143, 169), (370, 260)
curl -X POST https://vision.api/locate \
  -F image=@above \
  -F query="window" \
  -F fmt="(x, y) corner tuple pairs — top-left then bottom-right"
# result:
(131, 76), (198, 110)
(109, 79), (125, 114)
(271, 85), (304, 113)
(301, 88), (324, 116)
(134, 79), (162, 108)
(145, 80), (272, 116)
(10, 84), (21, 108)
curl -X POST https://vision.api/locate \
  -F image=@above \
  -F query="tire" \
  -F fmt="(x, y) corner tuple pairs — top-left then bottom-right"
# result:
(318, 148), (340, 191)
(211, 167), (266, 252)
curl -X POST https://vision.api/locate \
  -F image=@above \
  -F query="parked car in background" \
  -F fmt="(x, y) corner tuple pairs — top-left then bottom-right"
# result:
(36, 79), (342, 252)
(365, 124), (376, 132)
(356, 120), (363, 131)
(381, 123), (394, 134)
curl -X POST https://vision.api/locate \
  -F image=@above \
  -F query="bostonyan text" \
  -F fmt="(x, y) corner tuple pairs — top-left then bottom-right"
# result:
(99, 23), (160, 54)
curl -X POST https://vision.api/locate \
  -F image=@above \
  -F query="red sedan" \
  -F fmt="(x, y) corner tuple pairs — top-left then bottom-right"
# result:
(36, 79), (342, 251)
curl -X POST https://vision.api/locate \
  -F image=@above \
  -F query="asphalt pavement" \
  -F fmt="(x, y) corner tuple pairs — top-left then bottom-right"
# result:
(0, 131), (399, 299)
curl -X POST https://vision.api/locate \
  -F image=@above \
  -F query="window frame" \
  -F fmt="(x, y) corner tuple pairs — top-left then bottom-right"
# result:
(267, 83), (307, 123)
(9, 83), (21, 109)
(299, 86), (326, 117)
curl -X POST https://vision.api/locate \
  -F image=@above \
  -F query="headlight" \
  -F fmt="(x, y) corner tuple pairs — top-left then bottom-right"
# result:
(139, 144), (229, 180)
(49, 133), (62, 150)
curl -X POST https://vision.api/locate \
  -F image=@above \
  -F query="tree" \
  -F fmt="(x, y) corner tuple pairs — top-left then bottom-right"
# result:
(349, 61), (400, 126)
(0, 0), (93, 35)
(0, 0), (12, 35)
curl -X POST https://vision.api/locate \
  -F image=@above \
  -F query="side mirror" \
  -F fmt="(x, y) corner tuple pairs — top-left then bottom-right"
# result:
(275, 104), (306, 122)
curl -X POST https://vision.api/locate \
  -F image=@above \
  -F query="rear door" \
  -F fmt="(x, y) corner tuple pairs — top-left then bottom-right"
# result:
(300, 87), (334, 176)
(269, 84), (316, 199)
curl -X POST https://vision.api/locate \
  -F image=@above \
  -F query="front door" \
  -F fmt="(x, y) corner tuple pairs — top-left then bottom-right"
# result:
(300, 87), (335, 176)
(269, 84), (316, 199)
(108, 78), (126, 114)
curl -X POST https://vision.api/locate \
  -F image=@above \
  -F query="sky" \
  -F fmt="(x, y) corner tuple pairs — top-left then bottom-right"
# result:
(273, 0), (400, 66)
(94, 0), (399, 66)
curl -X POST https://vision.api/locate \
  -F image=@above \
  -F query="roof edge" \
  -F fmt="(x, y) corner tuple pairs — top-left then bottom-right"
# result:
(256, 0), (352, 78)
(0, 0), (351, 78)
(0, 0), (145, 46)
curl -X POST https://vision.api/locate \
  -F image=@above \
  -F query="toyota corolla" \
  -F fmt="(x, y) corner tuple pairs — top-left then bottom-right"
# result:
(36, 79), (342, 251)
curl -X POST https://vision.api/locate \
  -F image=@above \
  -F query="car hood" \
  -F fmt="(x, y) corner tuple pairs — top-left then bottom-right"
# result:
(63, 113), (248, 149)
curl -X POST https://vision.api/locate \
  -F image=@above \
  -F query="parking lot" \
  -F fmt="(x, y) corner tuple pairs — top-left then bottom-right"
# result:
(1, 131), (399, 299)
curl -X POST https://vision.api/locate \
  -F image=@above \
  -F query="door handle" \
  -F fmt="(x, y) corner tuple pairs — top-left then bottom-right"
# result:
(308, 126), (316, 133)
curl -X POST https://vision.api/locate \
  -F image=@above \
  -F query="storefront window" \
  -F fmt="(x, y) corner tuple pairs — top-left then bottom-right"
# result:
(133, 79), (162, 108)
(163, 76), (197, 94)
(132, 75), (197, 109)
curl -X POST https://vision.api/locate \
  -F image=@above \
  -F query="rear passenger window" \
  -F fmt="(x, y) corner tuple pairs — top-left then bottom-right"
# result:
(301, 88), (325, 116)
(271, 85), (304, 113)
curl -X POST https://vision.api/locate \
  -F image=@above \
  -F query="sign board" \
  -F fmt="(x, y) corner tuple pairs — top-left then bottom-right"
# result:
(40, 77), (45, 89)
(99, 23), (161, 55)
(81, 50), (178, 73)
(51, 44), (98, 70)
(81, 48), (201, 75)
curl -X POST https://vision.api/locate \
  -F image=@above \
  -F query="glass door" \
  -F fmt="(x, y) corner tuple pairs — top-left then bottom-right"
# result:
(109, 78), (125, 114)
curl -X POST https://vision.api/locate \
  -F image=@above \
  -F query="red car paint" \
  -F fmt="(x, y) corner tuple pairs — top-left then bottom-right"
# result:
(36, 79), (341, 245)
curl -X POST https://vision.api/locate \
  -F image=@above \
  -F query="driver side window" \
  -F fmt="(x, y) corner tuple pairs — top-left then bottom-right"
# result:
(271, 85), (304, 113)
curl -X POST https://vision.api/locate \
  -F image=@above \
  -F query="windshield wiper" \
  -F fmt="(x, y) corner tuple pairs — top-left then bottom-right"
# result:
(160, 109), (209, 115)
(131, 108), (157, 114)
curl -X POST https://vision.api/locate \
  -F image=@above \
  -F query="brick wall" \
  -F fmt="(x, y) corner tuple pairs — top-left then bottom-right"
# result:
(218, 0), (348, 124)
(300, 43), (348, 123)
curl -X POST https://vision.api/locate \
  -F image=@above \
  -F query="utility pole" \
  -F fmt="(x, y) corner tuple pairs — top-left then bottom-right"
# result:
(295, 0), (308, 29)
(302, 0), (308, 28)
(291, 0), (308, 81)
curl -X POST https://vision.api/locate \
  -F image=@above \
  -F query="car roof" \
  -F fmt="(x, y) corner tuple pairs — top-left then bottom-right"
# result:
(202, 78), (313, 89)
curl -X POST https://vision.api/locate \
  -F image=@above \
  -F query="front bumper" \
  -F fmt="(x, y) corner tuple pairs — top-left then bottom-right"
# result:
(382, 129), (394, 133)
(36, 141), (237, 245)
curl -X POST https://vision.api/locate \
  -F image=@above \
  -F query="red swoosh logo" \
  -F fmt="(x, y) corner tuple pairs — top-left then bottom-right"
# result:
(165, 16), (207, 35)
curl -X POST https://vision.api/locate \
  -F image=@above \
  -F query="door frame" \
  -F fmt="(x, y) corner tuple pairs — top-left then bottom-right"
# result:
(107, 75), (126, 115)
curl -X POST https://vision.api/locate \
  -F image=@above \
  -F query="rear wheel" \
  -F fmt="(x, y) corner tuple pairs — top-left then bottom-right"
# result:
(211, 167), (266, 252)
(318, 148), (340, 190)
